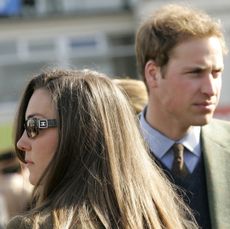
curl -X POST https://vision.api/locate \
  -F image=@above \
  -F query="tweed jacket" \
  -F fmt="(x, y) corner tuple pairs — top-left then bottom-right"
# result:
(6, 213), (53, 229)
(201, 118), (230, 229)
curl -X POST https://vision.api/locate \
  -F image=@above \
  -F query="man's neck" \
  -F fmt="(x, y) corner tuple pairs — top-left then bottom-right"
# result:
(145, 104), (191, 141)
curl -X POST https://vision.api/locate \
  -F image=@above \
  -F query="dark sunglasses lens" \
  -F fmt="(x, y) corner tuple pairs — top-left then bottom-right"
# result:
(26, 119), (39, 138)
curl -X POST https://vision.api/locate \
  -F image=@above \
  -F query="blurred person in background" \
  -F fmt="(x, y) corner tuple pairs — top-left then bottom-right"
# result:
(0, 193), (8, 229)
(113, 78), (148, 114)
(0, 150), (32, 219)
(7, 69), (197, 228)
(135, 3), (230, 229)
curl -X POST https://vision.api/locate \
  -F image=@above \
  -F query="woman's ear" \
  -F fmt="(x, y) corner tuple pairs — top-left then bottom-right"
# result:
(144, 60), (161, 90)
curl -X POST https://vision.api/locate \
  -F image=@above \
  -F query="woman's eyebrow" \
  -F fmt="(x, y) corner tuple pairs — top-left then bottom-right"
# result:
(26, 114), (35, 119)
(26, 113), (44, 119)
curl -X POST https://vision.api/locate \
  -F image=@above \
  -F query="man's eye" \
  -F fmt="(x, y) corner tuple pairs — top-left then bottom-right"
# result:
(212, 69), (222, 77)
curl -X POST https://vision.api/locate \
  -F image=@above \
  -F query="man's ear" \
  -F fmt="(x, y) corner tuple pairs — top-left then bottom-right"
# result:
(144, 60), (160, 88)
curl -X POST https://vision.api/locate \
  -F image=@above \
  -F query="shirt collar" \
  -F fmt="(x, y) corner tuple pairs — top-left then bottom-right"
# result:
(139, 107), (201, 159)
(179, 127), (201, 157)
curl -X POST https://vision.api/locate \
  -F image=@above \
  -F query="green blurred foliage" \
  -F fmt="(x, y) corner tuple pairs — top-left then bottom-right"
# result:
(0, 122), (13, 153)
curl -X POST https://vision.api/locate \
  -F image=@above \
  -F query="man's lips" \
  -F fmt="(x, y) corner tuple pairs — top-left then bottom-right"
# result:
(194, 101), (215, 106)
(194, 100), (216, 106)
(193, 102), (216, 110)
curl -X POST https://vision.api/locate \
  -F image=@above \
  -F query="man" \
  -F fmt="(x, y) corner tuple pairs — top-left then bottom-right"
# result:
(135, 4), (230, 229)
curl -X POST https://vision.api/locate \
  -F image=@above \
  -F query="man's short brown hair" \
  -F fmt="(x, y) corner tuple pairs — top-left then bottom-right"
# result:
(135, 4), (227, 82)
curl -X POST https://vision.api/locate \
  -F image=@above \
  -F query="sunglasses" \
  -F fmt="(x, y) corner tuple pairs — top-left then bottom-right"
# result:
(24, 117), (57, 139)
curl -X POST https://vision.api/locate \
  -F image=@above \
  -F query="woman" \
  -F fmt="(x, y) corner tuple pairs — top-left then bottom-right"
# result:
(7, 69), (197, 228)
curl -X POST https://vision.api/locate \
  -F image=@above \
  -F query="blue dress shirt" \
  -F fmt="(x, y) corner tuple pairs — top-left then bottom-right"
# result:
(139, 108), (201, 173)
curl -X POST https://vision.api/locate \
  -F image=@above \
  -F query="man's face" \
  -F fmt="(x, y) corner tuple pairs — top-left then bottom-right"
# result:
(154, 36), (223, 128)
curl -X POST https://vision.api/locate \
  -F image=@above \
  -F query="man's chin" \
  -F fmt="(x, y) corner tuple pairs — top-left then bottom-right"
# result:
(192, 114), (214, 126)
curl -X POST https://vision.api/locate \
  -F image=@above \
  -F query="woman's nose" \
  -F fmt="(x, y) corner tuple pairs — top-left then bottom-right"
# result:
(16, 130), (31, 152)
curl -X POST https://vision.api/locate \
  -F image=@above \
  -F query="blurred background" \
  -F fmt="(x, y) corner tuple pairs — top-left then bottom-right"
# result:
(0, 0), (230, 152)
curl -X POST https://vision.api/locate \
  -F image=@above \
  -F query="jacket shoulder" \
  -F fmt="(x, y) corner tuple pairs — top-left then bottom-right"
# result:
(202, 118), (230, 144)
(203, 118), (230, 131)
(7, 212), (53, 229)
(6, 215), (32, 229)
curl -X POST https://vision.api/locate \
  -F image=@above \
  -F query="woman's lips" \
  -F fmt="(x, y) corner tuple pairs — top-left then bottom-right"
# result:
(25, 160), (34, 165)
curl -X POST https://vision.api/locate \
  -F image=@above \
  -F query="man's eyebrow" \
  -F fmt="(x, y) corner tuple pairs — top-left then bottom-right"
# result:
(183, 66), (206, 73)
(183, 65), (224, 73)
